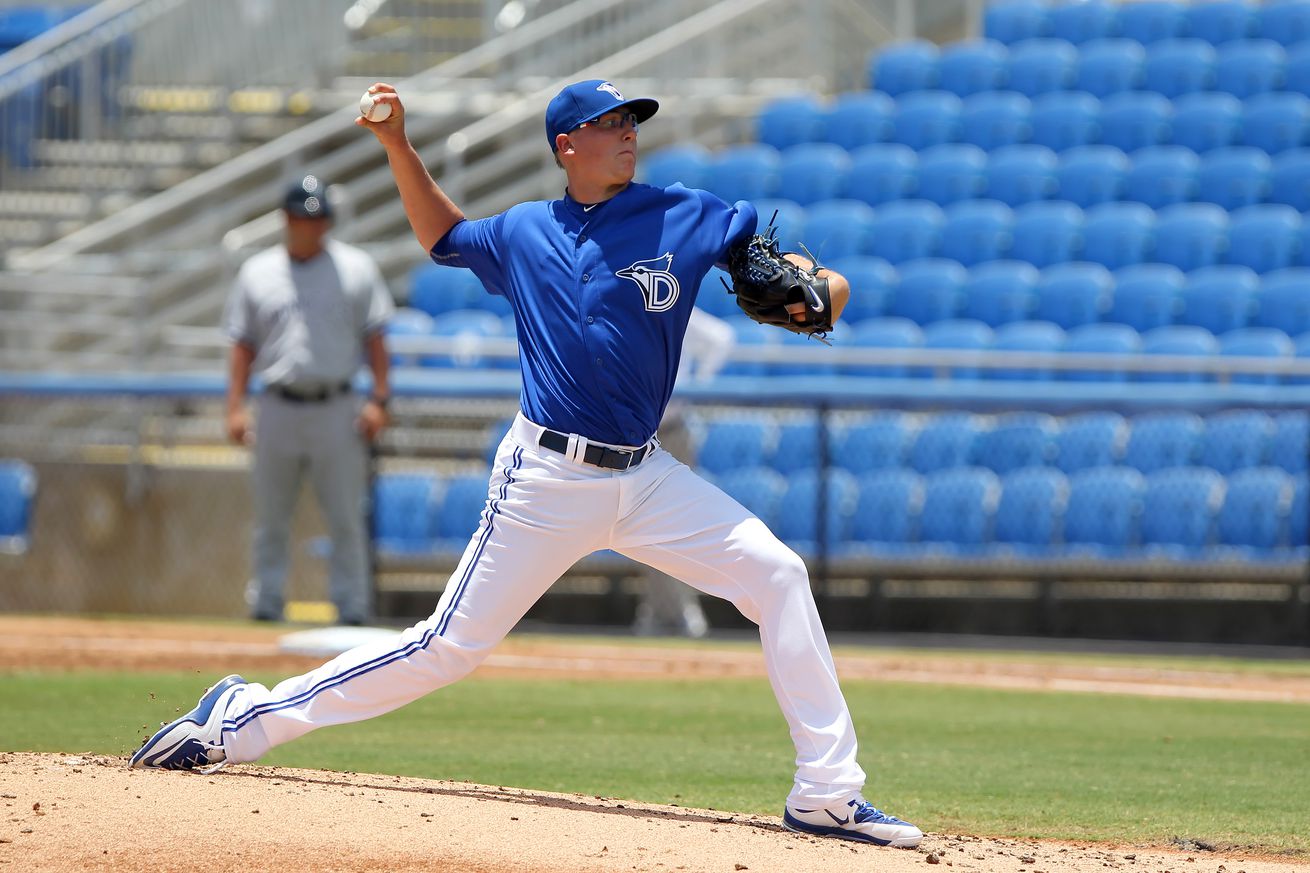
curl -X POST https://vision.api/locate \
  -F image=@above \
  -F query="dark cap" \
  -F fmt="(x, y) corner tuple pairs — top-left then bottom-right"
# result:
(283, 174), (333, 219)
(544, 79), (659, 149)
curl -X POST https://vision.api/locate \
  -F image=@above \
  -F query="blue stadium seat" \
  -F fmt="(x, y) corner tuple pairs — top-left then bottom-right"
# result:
(769, 416), (822, 474)
(697, 418), (772, 476)
(751, 198), (807, 250)
(846, 468), (923, 556)
(1049, 0), (1118, 44)
(892, 90), (962, 150)
(1007, 200), (1084, 267)
(1062, 466), (1145, 556)
(373, 472), (440, 555)
(1076, 38), (1146, 97)
(1226, 205), (1300, 274)
(1270, 411), (1310, 474)
(1219, 326), (1295, 385)
(938, 39), (1009, 96)
(919, 467), (1000, 553)
(429, 310), (507, 369)
(408, 264), (487, 315)
(1201, 409), (1275, 474)
(696, 268), (738, 320)
(961, 260), (1039, 326)
(1214, 39), (1286, 98)
(1260, 0), (1310, 47)
(0, 459), (36, 554)
(1006, 38), (1078, 96)
(1152, 203), (1229, 272)
(1196, 147), (1270, 211)
(985, 1), (1049, 45)
(973, 412), (1058, 473)
(1029, 91), (1102, 151)
(1179, 265), (1260, 335)
(1098, 92), (1173, 151)
(1056, 145), (1129, 207)
(845, 143), (918, 206)
(773, 469), (859, 554)
(756, 95), (826, 151)
(1291, 476), (1310, 553)
(992, 467), (1068, 556)
(985, 144), (1058, 206)
(909, 412), (981, 474)
(1139, 467), (1225, 558)
(870, 39), (940, 95)
(831, 410), (914, 474)
(1299, 221), (1310, 267)
(1034, 262), (1114, 329)
(915, 143), (989, 206)
(846, 317), (923, 377)
(1116, 1), (1188, 45)
(385, 308), (437, 367)
(640, 144), (712, 189)
(938, 199), (1014, 266)
(715, 467), (787, 529)
(1061, 323), (1142, 381)
(825, 256), (896, 324)
(1215, 466), (1295, 555)
(802, 199), (876, 259)
(921, 318), (994, 378)
(1124, 145), (1199, 210)
(1123, 411), (1205, 472)
(1240, 92), (1310, 154)
(705, 144), (779, 202)
(888, 258), (966, 325)
(436, 471), (492, 548)
(776, 143), (850, 206)
(1139, 325), (1220, 382)
(1053, 411), (1128, 473)
(1108, 264), (1185, 332)
(960, 91), (1033, 151)
(1187, 0), (1257, 45)
(1079, 202), (1156, 270)
(823, 91), (896, 150)
(1255, 268), (1310, 335)
(988, 320), (1066, 379)
(868, 200), (944, 263)
(1268, 149), (1310, 211)
(1287, 41), (1310, 94)
(1168, 92), (1243, 153)
(1143, 39), (1216, 97)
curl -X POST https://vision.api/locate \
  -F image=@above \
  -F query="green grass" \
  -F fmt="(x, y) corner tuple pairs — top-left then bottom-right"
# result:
(1, 667), (1307, 856)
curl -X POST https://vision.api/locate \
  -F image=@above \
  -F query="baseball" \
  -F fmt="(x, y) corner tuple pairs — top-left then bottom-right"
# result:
(359, 91), (392, 123)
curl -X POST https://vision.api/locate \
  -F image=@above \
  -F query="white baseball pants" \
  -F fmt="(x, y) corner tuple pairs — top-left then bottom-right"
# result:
(221, 413), (867, 805)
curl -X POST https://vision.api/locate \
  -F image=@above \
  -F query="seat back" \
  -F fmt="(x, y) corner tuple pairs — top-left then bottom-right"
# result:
(832, 410), (914, 474)
(1255, 267), (1310, 335)
(1006, 37), (1078, 96)
(697, 418), (772, 475)
(1029, 91), (1101, 151)
(1054, 412), (1127, 473)
(845, 143), (919, 206)
(915, 143), (989, 206)
(1152, 203), (1229, 273)
(1179, 265), (1260, 335)
(1079, 202), (1156, 270)
(1143, 39), (1215, 98)
(938, 38), (1010, 96)
(1195, 146), (1271, 211)
(1034, 262), (1115, 329)
(985, 143), (1057, 206)
(960, 91), (1033, 151)
(1123, 411), (1205, 473)
(1218, 467), (1294, 550)
(961, 260), (1039, 327)
(889, 258), (967, 325)
(777, 143), (851, 206)
(909, 412), (981, 474)
(756, 95), (826, 150)
(1201, 410), (1275, 474)
(1268, 149), (1310, 211)
(825, 256), (897, 324)
(1270, 411), (1310, 474)
(640, 144), (712, 189)
(1260, 1), (1310, 46)
(716, 466), (787, 529)
(870, 39), (940, 95)
(1049, 1), (1117, 44)
(437, 471), (492, 542)
(1123, 145), (1199, 209)
(985, 0), (1049, 44)
(705, 144), (780, 203)
(1108, 264), (1184, 331)
(1187, 0), (1256, 45)
(1240, 92), (1310, 154)
(801, 199), (876, 259)
(373, 473), (440, 551)
(1076, 38), (1145, 96)
(920, 467), (1000, 548)
(1214, 39), (1286, 99)
(938, 199), (1014, 266)
(1064, 466), (1145, 552)
(1169, 91), (1242, 153)
(1099, 91), (1173, 151)
(892, 90), (963, 150)
(1226, 205), (1301, 274)
(1056, 144), (1129, 207)
(1139, 325), (1219, 382)
(850, 468), (924, 546)
(1140, 467), (1226, 551)
(1061, 323), (1142, 382)
(994, 467), (1068, 548)
(972, 412), (1058, 474)
(1117, 1), (1187, 44)
(1007, 201), (1084, 267)
(1218, 326), (1295, 385)
(988, 320), (1066, 380)
(823, 91), (896, 151)
(0, 460), (36, 552)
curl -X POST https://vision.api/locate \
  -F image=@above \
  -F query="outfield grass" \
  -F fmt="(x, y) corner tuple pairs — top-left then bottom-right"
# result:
(1, 668), (1306, 855)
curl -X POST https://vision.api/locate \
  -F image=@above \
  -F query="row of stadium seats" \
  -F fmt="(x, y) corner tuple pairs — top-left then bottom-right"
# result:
(372, 462), (1308, 563)
(872, 37), (1310, 100)
(682, 410), (1309, 477)
(748, 88), (1310, 156)
(984, 1), (1310, 48)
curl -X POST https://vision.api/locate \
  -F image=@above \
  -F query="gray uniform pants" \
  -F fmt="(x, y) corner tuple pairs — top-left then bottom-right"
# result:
(249, 392), (370, 624)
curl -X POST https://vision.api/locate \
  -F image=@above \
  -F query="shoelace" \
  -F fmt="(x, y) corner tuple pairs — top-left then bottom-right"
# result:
(852, 801), (903, 825)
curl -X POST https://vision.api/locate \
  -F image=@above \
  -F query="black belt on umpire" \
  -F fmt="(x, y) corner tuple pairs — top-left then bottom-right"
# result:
(537, 428), (651, 471)
(268, 381), (352, 403)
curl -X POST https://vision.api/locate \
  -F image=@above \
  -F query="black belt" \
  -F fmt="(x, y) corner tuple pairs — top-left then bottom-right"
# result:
(270, 381), (352, 403)
(538, 428), (651, 471)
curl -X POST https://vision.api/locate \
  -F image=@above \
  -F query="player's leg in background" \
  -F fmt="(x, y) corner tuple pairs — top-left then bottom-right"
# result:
(249, 395), (308, 621)
(611, 449), (865, 807)
(305, 394), (370, 625)
(220, 417), (618, 763)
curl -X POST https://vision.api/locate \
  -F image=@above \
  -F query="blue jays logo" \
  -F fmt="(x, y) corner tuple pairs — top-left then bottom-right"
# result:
(617, 253), (681, 313)
(596, 81), (624, 101)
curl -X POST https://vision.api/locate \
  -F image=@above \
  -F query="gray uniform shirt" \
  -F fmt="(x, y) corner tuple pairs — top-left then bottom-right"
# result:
(224, 239), (394, 389)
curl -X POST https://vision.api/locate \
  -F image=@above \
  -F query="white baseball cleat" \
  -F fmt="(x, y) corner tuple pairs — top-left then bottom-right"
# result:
(783, 795), (924, 847)
(129, 674), (246, 772)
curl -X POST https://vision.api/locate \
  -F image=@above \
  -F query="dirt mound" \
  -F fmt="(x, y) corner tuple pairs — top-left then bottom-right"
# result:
(1, 752), (1304, 873)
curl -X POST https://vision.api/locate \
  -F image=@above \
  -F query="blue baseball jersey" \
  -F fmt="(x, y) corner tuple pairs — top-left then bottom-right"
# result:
(431, 182), (756, 446)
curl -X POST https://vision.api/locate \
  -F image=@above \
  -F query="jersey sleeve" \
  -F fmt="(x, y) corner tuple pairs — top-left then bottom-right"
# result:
(709, 196), (759, 268)
(429, 214), (507, 292)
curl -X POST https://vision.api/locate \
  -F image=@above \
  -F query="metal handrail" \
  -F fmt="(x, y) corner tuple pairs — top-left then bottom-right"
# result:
(0, 0), (167, 93)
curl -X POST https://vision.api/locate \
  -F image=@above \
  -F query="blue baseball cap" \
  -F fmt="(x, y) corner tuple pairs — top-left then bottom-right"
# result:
(283, 174), (333, 219)
(545, 79), (659, 149)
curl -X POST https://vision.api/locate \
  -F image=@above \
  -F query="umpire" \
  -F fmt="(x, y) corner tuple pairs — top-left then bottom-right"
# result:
(223, 174), (395, 625)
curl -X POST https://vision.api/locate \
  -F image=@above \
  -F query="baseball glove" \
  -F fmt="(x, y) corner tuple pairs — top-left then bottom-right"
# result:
(724, 220), (834, 341)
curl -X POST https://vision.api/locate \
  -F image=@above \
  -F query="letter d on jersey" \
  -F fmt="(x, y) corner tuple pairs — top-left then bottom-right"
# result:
(617, 253), (681, 313)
